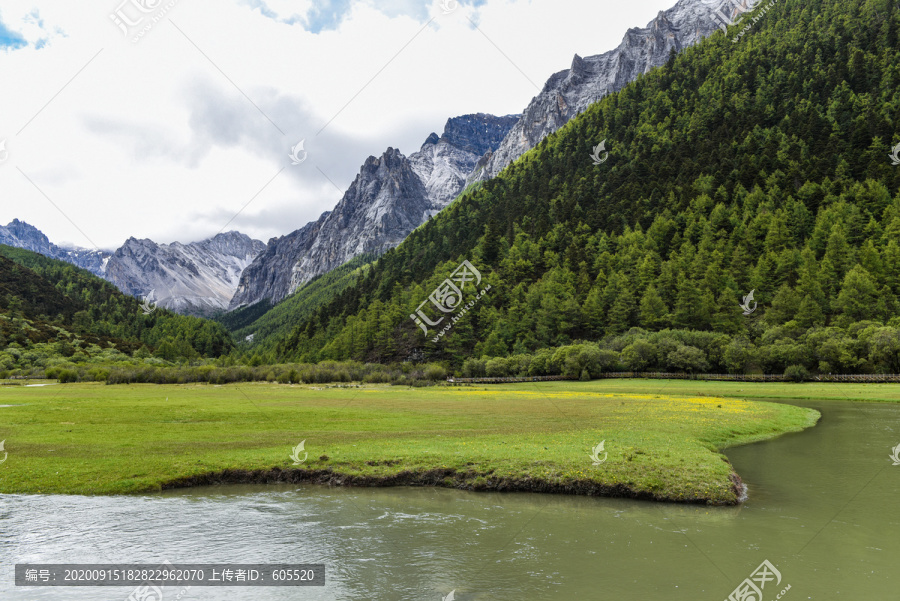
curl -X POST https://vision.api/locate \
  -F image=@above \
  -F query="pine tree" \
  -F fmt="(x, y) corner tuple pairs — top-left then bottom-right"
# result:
(794, 294), (826, 328)
(822, 225), (853, 289)
(882, 240), (900, 294)
(607, 285), (636, 335)
(833, 265), (881, 323)
(765, 284), (802, 326)
(582, 284), (606, 335)
(639, 285), (669, 330)
(672, 277), (700, 330)
(712, 289), (745, 334)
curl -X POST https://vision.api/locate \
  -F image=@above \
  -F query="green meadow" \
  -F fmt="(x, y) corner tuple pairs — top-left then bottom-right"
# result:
(0, 380), (838, 503)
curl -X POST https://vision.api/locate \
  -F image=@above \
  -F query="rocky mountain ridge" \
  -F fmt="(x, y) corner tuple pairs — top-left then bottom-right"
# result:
(231, 0), (757, 311)
(229, 113), (518, 309)
(104, 232), (266, 315)
(0, 219), (265, 316)
(470, 0), (760, 182)
(0, 219), (112, 277)
(2, 0), (760, 318)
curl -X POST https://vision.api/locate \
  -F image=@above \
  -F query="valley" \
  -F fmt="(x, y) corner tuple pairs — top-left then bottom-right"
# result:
(2, 0), (899, 598)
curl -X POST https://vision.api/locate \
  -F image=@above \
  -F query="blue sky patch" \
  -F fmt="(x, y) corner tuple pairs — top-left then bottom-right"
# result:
(242, 0), (490, 34)
(0, 10), (27, 50)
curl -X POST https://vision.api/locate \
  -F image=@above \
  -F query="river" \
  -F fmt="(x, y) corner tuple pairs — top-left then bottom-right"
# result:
(1, 398), (898, 600)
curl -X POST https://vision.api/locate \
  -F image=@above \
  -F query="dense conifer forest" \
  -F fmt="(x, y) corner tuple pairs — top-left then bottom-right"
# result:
(272, 0), (900, 376)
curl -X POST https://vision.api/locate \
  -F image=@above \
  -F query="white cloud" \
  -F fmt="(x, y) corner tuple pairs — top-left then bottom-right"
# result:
(0, 0), (677, 249)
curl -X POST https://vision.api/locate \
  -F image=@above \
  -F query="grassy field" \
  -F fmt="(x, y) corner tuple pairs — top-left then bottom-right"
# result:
(580, 378), (900, 403)
(0, 379), (831, 503)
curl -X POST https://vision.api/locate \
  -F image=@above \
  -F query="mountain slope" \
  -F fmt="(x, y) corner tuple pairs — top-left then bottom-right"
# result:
(105, 232), (265, 316)
(0, 245), (234, 361)
(0, 220), (266, 317)
(229, 113), (516, 309)
(228, 0), (758, 314)
(286, 148), (432, 291)
(411, 113), (519, 206)
(470, 0), (760, 183)
(276, 0), (900, 374)
(219, 253), (373, 355)
(228, 217), (329, 310)
(0, 219), (112, 277)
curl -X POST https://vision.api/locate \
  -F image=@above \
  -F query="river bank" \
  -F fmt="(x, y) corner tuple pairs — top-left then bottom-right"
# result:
(0, 381), (820, 503)
(159, 466), (748, 505)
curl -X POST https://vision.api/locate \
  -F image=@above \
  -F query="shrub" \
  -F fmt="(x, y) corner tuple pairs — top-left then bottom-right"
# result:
(86, 368), (110, 382)
(723, 338), (757, 374)
(784, 364), (809, 382)
(621, 340), (658, 371)
(462, 358), (486, 378)
(485, 358), (510, 377)
(58, 369), (79, 383)
(666, 345), (709, 373)
(505, 354), (532, 377)
(363, 371), (391, 383)
(424, 363), (448, 381)
(528, 348), (555, 376)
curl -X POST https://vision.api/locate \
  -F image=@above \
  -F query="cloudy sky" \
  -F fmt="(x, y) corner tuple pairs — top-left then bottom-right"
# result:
(0, 0), (675, 250)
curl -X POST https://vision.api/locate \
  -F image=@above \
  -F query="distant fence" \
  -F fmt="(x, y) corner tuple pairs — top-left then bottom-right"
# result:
(599, 372), (900, 383)
(447, 373), (900, 385)
(447, 375), (576, 385)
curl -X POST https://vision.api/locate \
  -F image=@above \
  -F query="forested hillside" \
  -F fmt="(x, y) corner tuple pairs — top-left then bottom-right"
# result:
(276, 0), (900, 375)
(218, 254), (372, 355)
(0, 246), (234, 371)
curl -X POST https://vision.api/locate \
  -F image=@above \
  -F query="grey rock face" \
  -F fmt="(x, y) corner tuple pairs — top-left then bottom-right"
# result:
(229, 215), (330, 309)
(229, 113), (516, 309)
(0, 219), (112, 277)
(470, 0), (758, 183)
(229, 0), (758, 312)
(104, 231), (265, 316)
(5, 0), (755, 318)
(0, 219), (57, 256)
(288, 148), (431, 294)
(0, 220), (265, 316)
(230, 147), (432, 308)
(410, 113), (519, 209)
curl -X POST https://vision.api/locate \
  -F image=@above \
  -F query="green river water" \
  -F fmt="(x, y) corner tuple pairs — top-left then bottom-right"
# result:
(2, 398), (898, 600)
